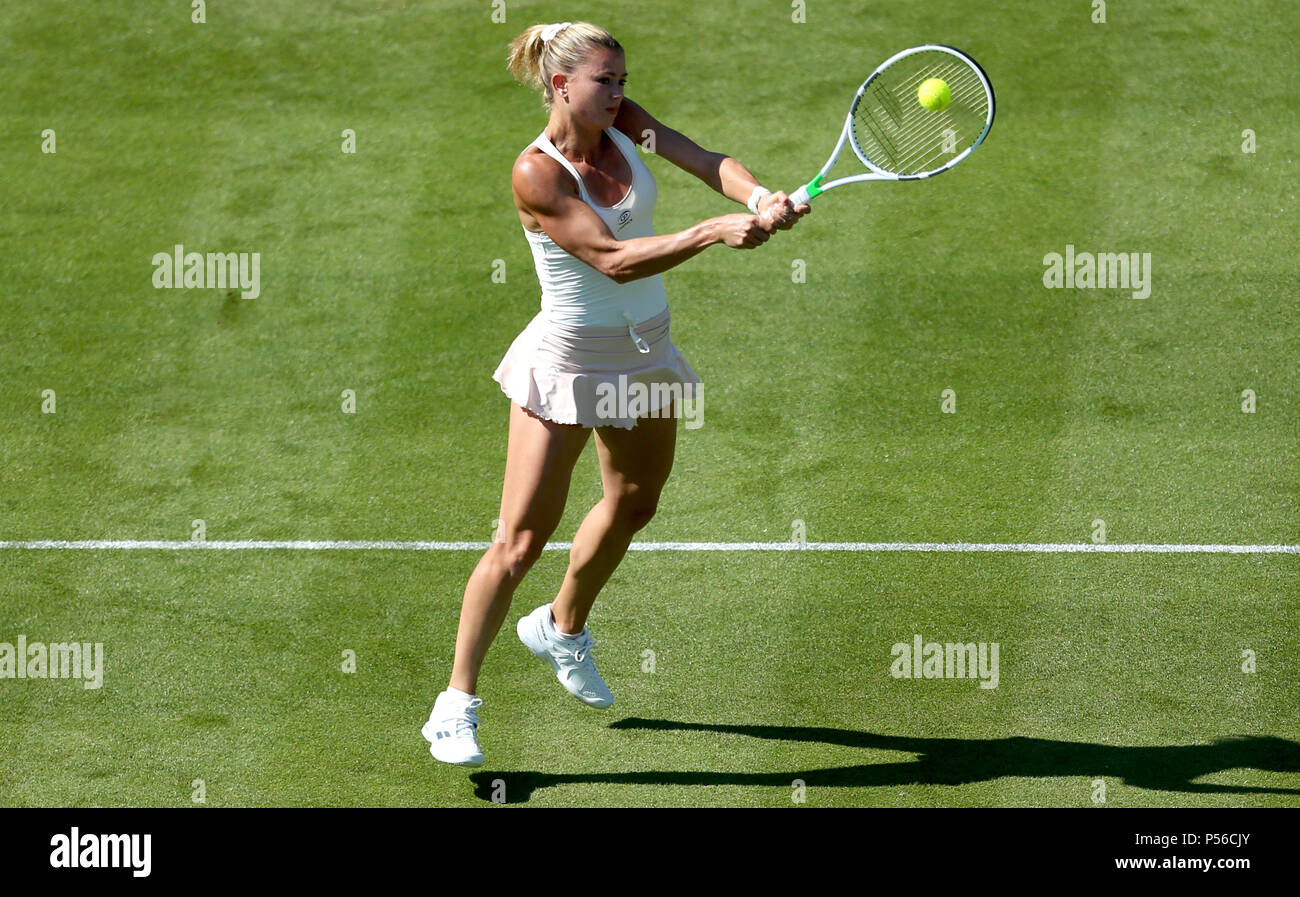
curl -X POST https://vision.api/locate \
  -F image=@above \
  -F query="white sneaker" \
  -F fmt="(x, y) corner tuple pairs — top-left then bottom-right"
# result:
(422, 690), (485, 767)
(517, 604), (614, 708)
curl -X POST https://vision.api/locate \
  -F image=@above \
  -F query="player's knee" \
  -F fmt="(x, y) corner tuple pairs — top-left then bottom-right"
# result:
(494, 529), (549, 580)
(627, 506), (657, 533)
(614, 497), (659, 533)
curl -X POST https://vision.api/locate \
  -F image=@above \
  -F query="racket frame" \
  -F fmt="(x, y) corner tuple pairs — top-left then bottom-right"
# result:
(788, 44), (995, 206)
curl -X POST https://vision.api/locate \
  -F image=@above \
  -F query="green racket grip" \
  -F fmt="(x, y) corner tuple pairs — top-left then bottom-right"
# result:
(788, 174), (825, 207)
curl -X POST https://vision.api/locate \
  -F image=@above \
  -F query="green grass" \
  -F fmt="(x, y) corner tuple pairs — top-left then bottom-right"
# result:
(1, 0), (1296, 807)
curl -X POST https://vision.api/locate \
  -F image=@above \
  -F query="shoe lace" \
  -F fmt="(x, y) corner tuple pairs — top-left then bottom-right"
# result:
(556, 630), (597, 665)
(454, 697), (483, 736)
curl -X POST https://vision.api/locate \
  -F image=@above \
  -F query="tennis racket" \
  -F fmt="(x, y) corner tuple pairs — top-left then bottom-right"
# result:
(784, 45), (995, 208)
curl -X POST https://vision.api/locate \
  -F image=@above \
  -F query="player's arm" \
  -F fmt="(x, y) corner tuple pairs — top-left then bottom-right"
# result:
(614, 99), (751, 202)
(615, 99), (809, 230)
(513, 153), (769, 284)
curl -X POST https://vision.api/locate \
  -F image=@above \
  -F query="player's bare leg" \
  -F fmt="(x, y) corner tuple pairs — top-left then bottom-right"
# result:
(550, 402), (678, 634)
(447, 403), (591, 696)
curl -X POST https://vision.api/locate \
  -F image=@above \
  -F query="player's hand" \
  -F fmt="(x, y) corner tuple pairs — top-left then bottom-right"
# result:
(715, 213), (772, 249)
(757, 191), (811, 232)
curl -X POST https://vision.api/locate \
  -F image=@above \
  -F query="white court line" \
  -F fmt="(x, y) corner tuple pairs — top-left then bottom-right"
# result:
(0, 540), (1297, 554)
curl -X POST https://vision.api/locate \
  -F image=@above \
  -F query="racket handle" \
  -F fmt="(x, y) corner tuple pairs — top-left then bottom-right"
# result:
(788, 185), (813, 207)
(788, 174), (825, 207)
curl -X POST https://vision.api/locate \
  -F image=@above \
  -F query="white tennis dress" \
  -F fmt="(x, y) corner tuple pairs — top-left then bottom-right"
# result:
(492, 127), (700, 429)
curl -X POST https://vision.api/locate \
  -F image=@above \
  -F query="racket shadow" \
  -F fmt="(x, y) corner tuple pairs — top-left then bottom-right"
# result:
(466, 720), (1300, 804)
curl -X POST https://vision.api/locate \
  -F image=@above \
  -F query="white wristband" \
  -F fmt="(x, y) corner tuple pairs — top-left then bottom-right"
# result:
(746, 186), (772, 214)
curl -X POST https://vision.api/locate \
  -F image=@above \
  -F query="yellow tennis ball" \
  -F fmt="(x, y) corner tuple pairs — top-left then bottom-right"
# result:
(918, 78), (951, 111)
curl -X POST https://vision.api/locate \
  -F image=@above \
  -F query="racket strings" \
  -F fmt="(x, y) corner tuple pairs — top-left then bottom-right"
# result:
(851, 51), (990, 177)
(860, 80), (984, 171)
(857, 67), (983, 172)
(879, 64), (984, 169)
(861, 84), (905, 167)
(864, 62), (983, 153)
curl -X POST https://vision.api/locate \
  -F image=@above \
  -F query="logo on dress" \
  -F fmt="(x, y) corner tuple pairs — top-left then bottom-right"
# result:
(617, 210), (633, 231)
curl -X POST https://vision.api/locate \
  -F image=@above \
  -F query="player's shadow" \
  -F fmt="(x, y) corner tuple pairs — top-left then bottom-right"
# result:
(468, 719), (1300, 804)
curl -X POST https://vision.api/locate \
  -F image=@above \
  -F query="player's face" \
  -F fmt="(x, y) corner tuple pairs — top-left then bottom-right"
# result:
(558, 50), (626, 127)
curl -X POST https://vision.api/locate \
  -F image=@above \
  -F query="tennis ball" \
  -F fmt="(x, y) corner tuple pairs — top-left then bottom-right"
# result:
(918, 78), (951, 111)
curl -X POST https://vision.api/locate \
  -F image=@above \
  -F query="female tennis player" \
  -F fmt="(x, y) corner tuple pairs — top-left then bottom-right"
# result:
(423, 21), (809, 766)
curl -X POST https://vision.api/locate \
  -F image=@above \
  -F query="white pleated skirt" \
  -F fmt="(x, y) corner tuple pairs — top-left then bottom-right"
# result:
(492, 307), (701, 429)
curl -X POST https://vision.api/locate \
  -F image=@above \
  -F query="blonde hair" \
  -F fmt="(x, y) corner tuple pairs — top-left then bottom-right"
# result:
(507, 22), (623, 110)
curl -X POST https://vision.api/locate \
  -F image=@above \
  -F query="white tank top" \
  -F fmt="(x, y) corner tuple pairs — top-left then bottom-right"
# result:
(523, 127), (669, 329)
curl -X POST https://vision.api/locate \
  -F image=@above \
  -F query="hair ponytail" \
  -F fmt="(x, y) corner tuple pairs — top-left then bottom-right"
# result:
(507, 22), (622, 110)
(506, 24), (549, 94)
